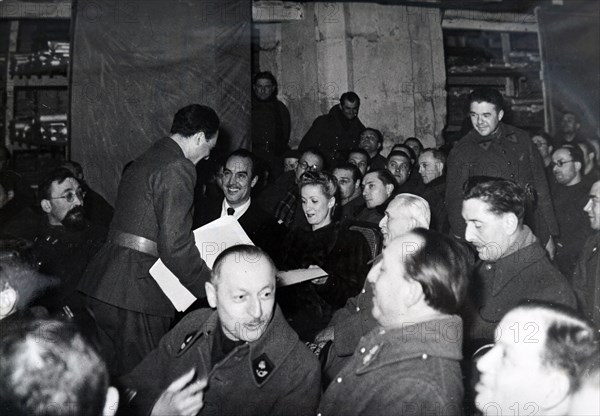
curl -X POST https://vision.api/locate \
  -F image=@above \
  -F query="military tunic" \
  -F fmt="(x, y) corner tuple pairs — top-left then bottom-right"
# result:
(446, 123), (558, 243)
(120, 306), (321, 416)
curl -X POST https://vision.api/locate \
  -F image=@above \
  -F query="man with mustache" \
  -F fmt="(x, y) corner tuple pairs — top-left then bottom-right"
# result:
(461, 178), (576, 349)
(120, 245), (321, 416)
(34, 167), (106, 317)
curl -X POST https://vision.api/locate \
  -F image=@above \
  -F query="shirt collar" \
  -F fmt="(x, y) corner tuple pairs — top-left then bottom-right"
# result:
(221, 197), (251, 220)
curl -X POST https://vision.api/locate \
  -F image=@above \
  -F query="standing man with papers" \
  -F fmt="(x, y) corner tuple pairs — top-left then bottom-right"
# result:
(79, 104), (220, 377)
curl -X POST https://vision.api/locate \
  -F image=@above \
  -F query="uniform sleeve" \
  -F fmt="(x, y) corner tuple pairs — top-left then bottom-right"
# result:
(271, 347), (321, 416)
(445, 145), (469, 239)
(151, 159), (211, 298)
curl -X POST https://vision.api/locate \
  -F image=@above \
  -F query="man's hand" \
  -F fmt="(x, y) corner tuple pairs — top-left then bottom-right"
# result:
(314, 326), (334, 344)
(151, 369), (207, 416)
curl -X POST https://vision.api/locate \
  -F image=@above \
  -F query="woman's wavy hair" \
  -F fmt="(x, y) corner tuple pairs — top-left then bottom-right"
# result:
(299, 170), (341, 220)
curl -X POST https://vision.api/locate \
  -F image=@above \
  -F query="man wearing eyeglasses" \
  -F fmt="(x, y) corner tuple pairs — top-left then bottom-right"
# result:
(550, 145), (594, 276)
(32, 167), (106, 322)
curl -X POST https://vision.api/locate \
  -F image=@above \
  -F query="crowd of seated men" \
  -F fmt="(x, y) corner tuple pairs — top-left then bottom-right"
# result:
(0, 83), (599, 415)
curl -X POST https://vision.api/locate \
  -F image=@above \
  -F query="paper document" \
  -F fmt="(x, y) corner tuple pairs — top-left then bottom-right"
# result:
(150, 216), (254, 311)
(276, 266), (328, 287)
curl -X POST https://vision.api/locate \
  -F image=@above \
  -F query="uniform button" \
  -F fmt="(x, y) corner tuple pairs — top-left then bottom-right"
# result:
(510, 174), (515, 178)
(356, 307), (360, 312)
(336, 377), (343, 383)
(361, 289), (366, 294)
(318, 414), (322, 416)
(360, 347), (366, 354)
(507, 161), (512, 165)
(422, 353), (428, 360)
(485, 264), (492, 270)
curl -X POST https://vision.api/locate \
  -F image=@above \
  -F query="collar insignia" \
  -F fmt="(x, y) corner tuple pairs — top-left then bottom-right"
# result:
(252, 353), (274, 384)
(178, 331), (199, 354)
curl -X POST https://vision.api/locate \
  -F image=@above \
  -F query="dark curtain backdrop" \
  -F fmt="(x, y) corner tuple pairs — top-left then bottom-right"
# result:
(537, 5), (599, 140)
(70, 0), (251, 204)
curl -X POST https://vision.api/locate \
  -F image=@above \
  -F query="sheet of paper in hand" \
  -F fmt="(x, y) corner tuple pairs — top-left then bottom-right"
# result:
(276, 266), (328, 287)
(150, 216), (254, 311)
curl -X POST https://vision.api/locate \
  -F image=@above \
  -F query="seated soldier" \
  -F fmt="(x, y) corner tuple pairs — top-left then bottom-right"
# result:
(318, 228), (470, 415)
(0, 318), (119, 416)
(120, 245), (321, 416)
(475, 302), (597, 416)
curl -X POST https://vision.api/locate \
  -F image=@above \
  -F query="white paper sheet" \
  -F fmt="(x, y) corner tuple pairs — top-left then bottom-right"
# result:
(150, 216), (254, 312)
(276, 266), (328, 287)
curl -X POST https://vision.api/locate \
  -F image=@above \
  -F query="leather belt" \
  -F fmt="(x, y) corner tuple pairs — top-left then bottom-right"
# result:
(110, 231), (158, 257)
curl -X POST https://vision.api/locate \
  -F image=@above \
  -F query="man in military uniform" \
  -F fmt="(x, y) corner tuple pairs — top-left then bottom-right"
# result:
(446, 88), (558, 250)
(120, 245), (321, 416)
(299, 92), (365, 165)
(79, 104), (219, 377)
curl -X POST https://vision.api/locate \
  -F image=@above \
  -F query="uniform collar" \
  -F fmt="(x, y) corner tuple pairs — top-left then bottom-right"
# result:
(355, 315), (463, 375)
(473, 123), (518, 150)
(198, 306), (300, 388)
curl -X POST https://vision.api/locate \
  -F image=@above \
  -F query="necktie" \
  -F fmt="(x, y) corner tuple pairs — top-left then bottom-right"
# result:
(227, 207), (235, 216)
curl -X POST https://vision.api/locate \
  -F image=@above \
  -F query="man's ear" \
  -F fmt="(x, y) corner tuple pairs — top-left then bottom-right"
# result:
(0, 286), (18, 318)
(250, 175), (259, 188)
(205, 282), (217, 309)
(502, 212), (519, 235)
(540, 371), (571, 412)
(574, 161), (583, 172)
(407, 278), (424, 308)
(6, 190), (14, 202)
(498, 109), (505, 121)
(385, 184), (394, 197)
(40, 199), (52, 214)
(195, 131), (206, 145)
(103, 386), (120, 416)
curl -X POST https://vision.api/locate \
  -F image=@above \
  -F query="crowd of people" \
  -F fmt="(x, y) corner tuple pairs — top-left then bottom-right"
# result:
(0, 78), (599, 416)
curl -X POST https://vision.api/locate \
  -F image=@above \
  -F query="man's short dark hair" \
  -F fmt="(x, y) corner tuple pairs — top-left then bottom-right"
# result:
(469, 87), (504, 112)
(367, 169), (398, 189)
(362, 128), (383, 144)
(0, 319), (110, 416)
(334, 162), (363, 183)
(301, 148), (327, 170)
(211, 245), (275, 286)
(61, 161), (84, 180)
(404, 228), (470, 314)
(463, 178), (526, 221)
(340, 91), (360, 106)
(404, 137), (424, 152)
(554, 144), (584, 165)
(226, 149), (257, 179)
(38, 167), (78, 200)
(170, 104), (220, 138)
(253, 71), (278, 94)
(347, 148), (370, 163)
(422, 148), (446, 166)
(513, 302), (598, 393)
(390, 144), (416, 165)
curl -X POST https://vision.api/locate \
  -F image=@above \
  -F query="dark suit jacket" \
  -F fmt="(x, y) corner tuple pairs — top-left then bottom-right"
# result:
(79, 137), (211, 317)
(194, 197), (283, 259)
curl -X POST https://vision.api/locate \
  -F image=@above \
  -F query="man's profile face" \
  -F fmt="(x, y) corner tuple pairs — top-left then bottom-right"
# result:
(462, 198), (511, 261)
(295, 152), (323, 183)
(206, 256), (276, 342)
(253, 78), (275, 101)
(340, 100), (359, 121)
(368, 233), (422, 328)
(476, 309), (554, 415)
(552, 148), (580, 186)
(418, 152), (442, 185)
(43, 178), (86, 229)
(359, 130), (381, 155)
(561, 113), (579, 135)
(348, 152), (368, 176)
(333, 168), (358, 201)
(470, 101), (504, 137)
(222, 156), (257, 208)
(386, 154), (410, 186)
(584, 181), (600, 230)
(379, 198), (415, 246)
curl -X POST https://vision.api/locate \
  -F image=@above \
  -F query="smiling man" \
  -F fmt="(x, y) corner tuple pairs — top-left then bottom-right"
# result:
(460, 178), (576, 347)
(193, 149), (281, 257)
(446, 88), (558, 254)
(121, 245), (321, 416)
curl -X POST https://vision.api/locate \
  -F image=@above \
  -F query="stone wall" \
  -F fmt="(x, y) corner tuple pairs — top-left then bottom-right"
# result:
(255, 1), (446, 154)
